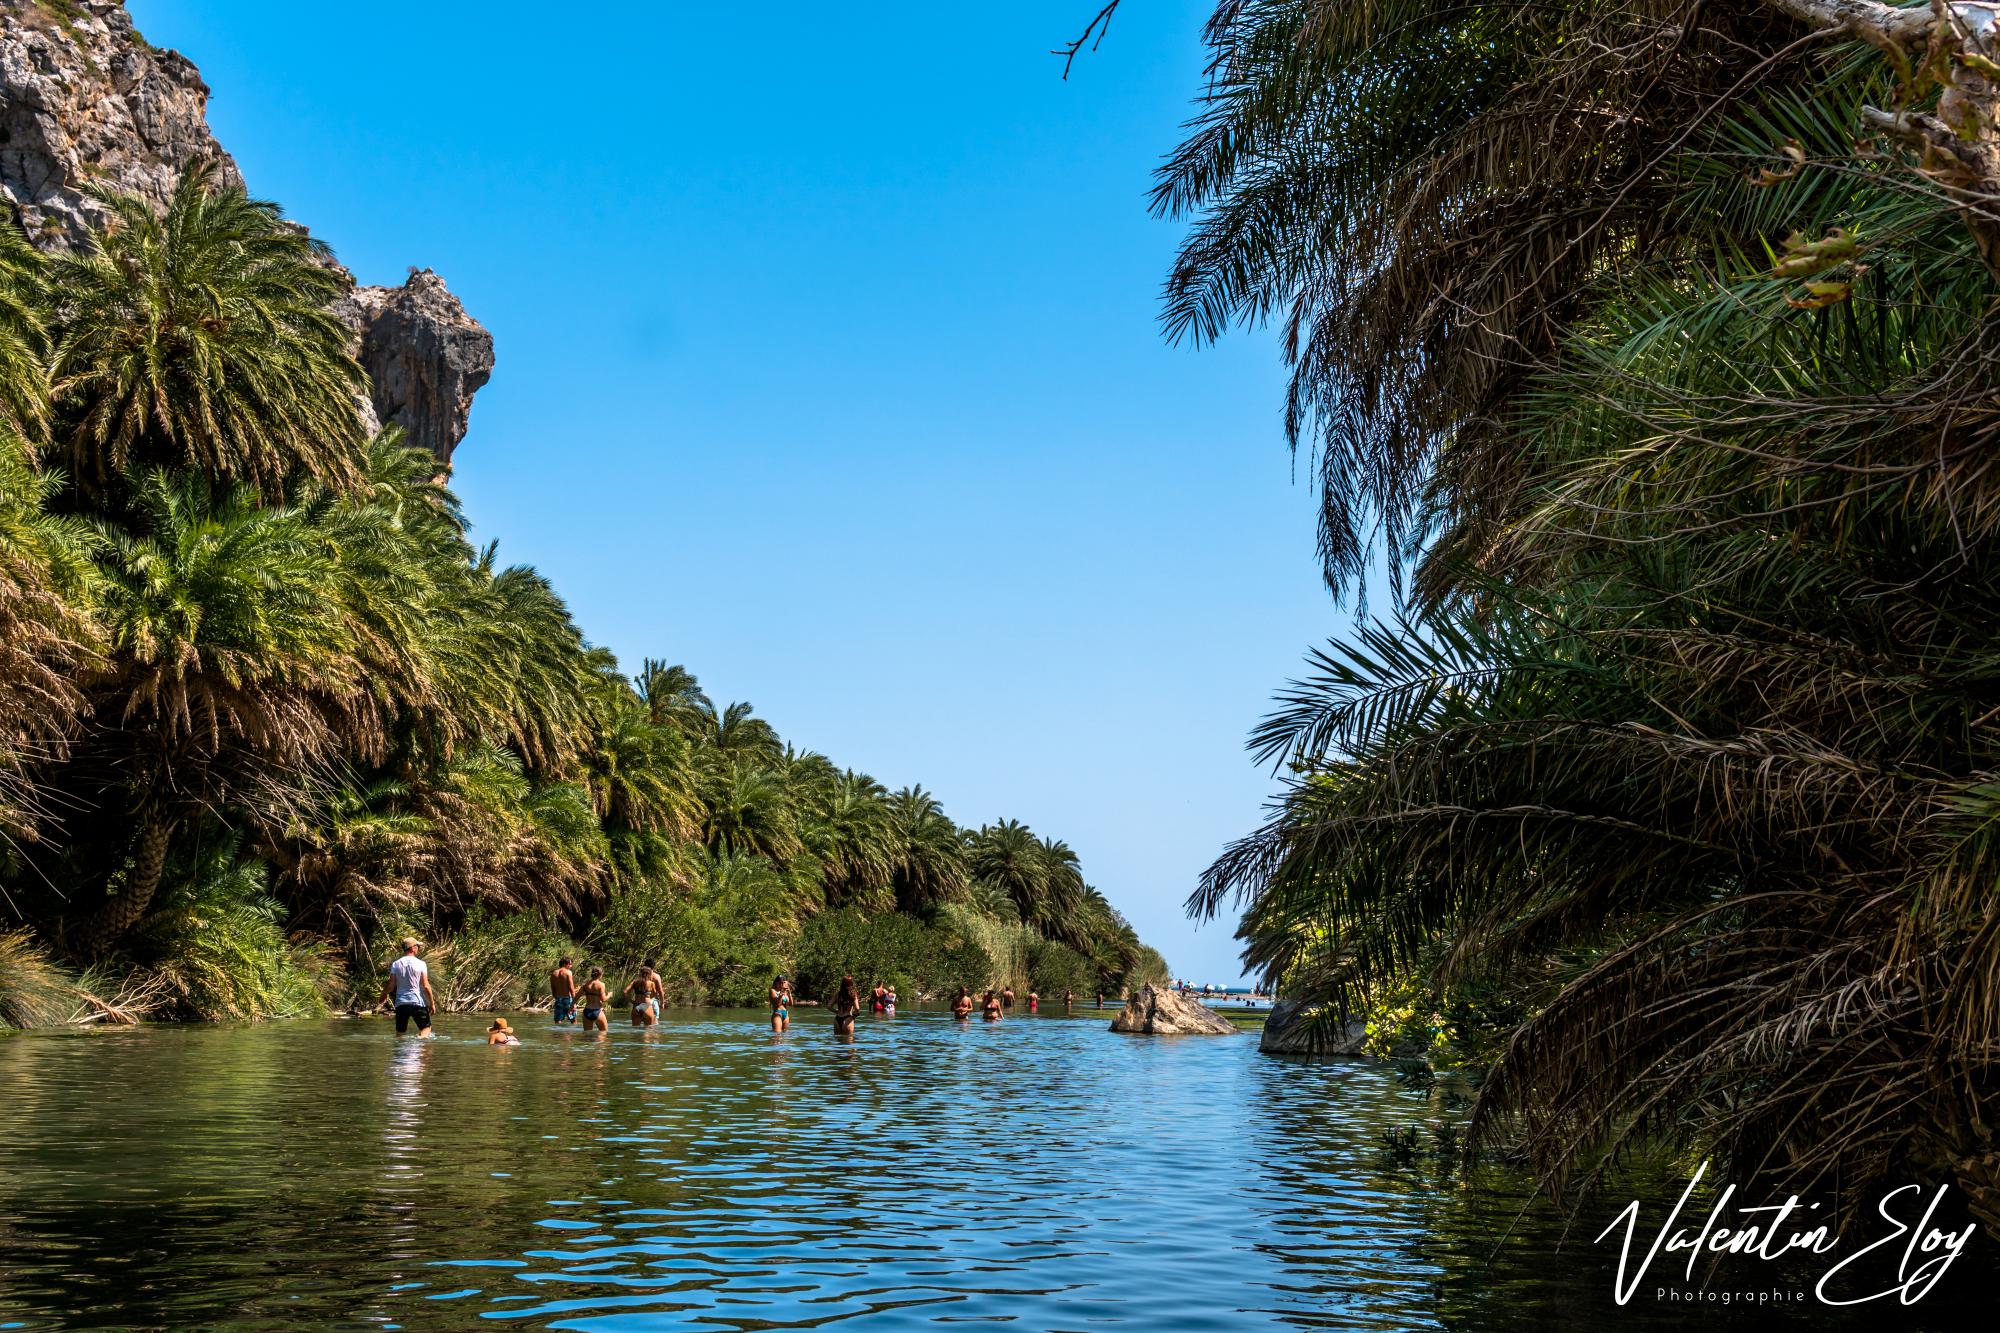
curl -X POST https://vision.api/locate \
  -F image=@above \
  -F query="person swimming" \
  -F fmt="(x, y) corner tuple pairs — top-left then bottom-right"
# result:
(952, 986), (973, 1021)
(551, 956), (576, 1025)
(770, 974), (792, 1032)
(487, 1017), (519, 1046)
(579, 967), (609, 1033)
(982, 990), (1002, 1021)
(832, 974), (860, 1037)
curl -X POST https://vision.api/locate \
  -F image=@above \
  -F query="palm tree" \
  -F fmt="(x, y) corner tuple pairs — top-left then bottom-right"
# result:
(411, 745), (607, 921)
(1033, 835), (1095, 947)
(967, 819), (1047, 927)
(0, 426), (96, 847)
(583, 690), (702, 842)
(1153, 0), (1970, 599)
(271, 776), (430, 966)
(702, 758), (804, 864)
(886, 785), (968, 913)
(46, 162), (366, 498)
(802, 768), (895, 910)
(61, 469), (374, 953)
(687, 698), (784, 769)
(0, 223), (50, 442)
(1170, 0), (2000, 1232)
(634, 660), (712, 732)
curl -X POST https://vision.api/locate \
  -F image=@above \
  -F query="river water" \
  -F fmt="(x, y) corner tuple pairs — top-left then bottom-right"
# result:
(0, 1008), (1991, 1330)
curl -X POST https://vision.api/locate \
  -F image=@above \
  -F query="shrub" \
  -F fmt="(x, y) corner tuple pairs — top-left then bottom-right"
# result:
(423, 905), (581, 1011)
(795, 908), (933, 1000)
(1026, 937), (1095, 999)
(136, 851), (334, 1022)
(0, 929), (85, 1029)
(589, 859), (792, 1006)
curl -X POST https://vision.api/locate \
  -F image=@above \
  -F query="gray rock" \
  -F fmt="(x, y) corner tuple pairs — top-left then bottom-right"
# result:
(0, 1), (238, 248)
(1259, 999), (1369, 1056)
(1109, 983), (1238, 1036)
(1, 0), (493, 464)
(337, 271), (494, 466)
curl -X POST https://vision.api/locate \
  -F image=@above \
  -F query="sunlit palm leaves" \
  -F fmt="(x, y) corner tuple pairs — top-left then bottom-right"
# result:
(886, 785), (969, 913)
(46, 162), (365, 497)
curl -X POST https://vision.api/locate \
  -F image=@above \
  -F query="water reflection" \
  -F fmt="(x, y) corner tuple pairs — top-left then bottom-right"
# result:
(0, 1010), (1992, 1330)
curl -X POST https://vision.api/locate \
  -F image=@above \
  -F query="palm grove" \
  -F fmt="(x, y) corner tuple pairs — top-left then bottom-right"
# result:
(1166, 0), (2000, 1229)
(0, 168), (1166, 1027)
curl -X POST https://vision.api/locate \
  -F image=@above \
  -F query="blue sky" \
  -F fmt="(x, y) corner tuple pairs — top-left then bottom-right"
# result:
(126, 0), (1347, 984)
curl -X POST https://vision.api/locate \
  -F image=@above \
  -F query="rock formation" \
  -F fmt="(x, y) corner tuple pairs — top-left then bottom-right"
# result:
(335, 271), (493, 463)
(0, 0), (492, 464)
(1258, 999), (1369, 1056)
(1109, 983), (1239, 1036)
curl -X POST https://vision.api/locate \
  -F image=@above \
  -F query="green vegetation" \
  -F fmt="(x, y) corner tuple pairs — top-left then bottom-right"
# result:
(0, 168), (1166, 1027)
(1170, 0), (2000, 1231)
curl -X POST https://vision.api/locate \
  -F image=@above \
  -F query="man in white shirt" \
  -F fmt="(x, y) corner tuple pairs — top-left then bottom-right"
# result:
(378, 937), (438, 1037)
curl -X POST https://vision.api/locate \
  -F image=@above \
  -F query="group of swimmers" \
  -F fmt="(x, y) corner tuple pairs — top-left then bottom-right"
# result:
(377, 938), (1101, 1044)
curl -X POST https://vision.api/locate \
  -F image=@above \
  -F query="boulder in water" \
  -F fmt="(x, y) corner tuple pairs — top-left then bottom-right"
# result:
(1259, 999), (1369, 1056)
(1108, 983), (1238, 1036)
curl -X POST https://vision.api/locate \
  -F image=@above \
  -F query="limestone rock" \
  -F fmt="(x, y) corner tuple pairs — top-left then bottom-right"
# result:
(0, 0), (238, 247)
(1259, 999), (1369, 1056)
(337, 271), (494, 466)
(1109, 983), (1238, 1036)
(0, 0), (492, 463)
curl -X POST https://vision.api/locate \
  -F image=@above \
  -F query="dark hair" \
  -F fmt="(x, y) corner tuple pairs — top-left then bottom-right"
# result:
(773, 974), (786, 985)
(590, 967), (603, 979)
(642, 957), (655, 969)
(559, 956), (571, 967)
(836, 974), (859, 1008)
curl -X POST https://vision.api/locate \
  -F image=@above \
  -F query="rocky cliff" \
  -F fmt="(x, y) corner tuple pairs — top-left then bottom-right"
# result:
(0, 0), (491, 463)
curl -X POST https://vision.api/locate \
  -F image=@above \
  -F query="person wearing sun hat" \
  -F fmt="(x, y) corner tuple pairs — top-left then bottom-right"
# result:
(487, 1017), (518, 1046)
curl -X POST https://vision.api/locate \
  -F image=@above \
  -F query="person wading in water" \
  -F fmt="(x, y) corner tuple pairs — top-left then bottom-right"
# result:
(579, 967), (610, 1034)
(982, 990), (1002, 1022)
(769, 975), (792, 1033)
(378, 937), (438, 1038)
(626, 959), (663, 1027)
(833, 975), (861, 1037)
(550, 956), (576, 1025)
(952, 986), (973, 1021)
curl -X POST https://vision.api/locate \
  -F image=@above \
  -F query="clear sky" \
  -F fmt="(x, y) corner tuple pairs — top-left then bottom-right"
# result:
(125, 0), (1347, 985)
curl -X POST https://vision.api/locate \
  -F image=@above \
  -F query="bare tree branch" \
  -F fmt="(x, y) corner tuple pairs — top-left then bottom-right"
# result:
(1055, 2), (1123, 81)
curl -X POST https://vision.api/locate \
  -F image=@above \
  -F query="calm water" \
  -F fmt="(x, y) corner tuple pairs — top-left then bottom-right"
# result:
(0, 1008), (1991, 1331)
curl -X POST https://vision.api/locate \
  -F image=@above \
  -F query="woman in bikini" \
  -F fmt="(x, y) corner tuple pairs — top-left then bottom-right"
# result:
(832, 974), (860, 1037)
(982, 990), (1002, 1021)
(626, 960), (663, 1027)
(769, 974), (792, 1032)
(952, 986), (973, 1021)
(579, 968), (610, 1034)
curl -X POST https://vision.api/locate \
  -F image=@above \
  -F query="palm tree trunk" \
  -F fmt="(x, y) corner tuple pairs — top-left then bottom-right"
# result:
(72, 819), (172, 958)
